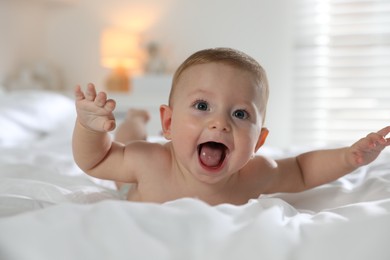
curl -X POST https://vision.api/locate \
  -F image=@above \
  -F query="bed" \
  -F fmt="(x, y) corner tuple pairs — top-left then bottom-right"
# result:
(0, 89), (389, 260)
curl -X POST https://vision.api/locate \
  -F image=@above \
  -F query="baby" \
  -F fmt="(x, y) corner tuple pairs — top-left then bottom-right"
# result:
(73, 47), (390, 205)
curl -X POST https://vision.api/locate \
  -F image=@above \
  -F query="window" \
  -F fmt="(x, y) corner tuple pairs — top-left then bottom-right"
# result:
(293, 0), (390, 146)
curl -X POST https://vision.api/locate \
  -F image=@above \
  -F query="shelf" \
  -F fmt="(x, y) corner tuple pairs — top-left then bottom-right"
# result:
(107, 75), (172, 136)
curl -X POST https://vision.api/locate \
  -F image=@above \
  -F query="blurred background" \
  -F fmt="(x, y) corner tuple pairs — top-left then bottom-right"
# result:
(0, 0), (389, 148)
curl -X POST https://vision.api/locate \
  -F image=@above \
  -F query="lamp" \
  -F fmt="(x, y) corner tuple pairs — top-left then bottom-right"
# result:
(100, 28), (139, 92)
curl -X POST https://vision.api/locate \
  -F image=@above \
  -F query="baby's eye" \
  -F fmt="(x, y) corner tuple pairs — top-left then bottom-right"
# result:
(233, 109), (249, 120)
(194, 100), (209, 111)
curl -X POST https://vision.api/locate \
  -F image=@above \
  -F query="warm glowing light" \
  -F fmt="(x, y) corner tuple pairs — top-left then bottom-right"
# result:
(105, 4), (168, 32)
(100, 28), (140, 70)
(100, 27), (140, 92)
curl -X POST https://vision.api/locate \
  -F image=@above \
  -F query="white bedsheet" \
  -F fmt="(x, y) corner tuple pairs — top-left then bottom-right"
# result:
(0, 91), (389, 260)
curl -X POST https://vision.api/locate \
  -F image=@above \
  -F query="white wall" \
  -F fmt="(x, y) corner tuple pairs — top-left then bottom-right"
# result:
(0, 1), (47, 83)
(1, 0), (294, 148)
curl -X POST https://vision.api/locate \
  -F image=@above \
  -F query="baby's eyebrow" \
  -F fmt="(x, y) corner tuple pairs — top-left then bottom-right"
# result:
(187, 89), (213, 97)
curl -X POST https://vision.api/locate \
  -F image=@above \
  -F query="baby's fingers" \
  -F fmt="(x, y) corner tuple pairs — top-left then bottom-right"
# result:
(363, 132), (387, 151)
(103, 120), (116, 132)
(93, 92), (116, 112)
(377, 126), (390, 140)
(94, 92), (108, 107)
(367, 126), (390, 148)
(104, 99), (116, 112)
(74, 85), (85, 101)
(85, 83), (97, 101)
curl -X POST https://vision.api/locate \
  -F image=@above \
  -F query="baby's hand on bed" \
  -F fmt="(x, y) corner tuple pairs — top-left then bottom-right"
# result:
(74, 83), (116, 132)
(347, 126), (390, 167)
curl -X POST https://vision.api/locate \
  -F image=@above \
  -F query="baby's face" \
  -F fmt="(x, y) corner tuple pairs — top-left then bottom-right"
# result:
(167, 62), (265, 184)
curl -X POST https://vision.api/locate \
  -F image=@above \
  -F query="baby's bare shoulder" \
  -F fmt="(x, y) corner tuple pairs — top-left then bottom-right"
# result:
(128, 142), (175, 191)
(242, 154), (278, 174)
(123, 139), (165, 150)
(124, 140), (171, 161)
(115, 141), (169, 176)
(236, 155), (280, 194)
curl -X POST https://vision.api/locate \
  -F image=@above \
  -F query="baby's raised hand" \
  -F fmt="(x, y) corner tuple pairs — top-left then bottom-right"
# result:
(75, 83), (116, 132)
(348, 126), (390, 167)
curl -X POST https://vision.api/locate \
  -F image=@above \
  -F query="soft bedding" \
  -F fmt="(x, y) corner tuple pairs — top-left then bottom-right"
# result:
(0, 90), (75, 146)
(0, 90), (390, 260)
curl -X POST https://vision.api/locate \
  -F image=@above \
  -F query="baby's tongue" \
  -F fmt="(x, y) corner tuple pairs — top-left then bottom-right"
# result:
(199, 143), (224, 167)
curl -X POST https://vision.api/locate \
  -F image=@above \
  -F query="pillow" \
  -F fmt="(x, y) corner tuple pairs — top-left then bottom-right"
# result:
(0, 90), (75, 146)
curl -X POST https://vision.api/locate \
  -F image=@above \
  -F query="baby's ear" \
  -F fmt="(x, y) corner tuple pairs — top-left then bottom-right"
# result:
(255, 127), (269, 152)
(160, 105), (173, 140)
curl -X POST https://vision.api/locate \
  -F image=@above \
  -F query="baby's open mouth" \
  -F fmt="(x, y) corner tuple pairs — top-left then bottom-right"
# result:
(198, 142), (228, 168)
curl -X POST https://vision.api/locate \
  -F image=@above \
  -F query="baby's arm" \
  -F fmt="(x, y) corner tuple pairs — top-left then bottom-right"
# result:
(72, 83), (134, 182)
(271, 126), (390, 192)
(298, 126), (390, 189)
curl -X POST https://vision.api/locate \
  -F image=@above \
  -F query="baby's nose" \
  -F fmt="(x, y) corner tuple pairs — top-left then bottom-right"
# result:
(208, 114), (231, 132)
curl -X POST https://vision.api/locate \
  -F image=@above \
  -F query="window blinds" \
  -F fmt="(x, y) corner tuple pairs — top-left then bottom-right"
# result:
(293, 0), (390, 146)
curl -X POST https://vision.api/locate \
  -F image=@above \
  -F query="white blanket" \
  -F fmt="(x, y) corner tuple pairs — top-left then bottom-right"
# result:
(0, 91), (389, 260)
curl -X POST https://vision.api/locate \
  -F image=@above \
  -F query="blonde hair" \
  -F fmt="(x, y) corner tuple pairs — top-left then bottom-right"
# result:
(169, 47), (269, 121)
